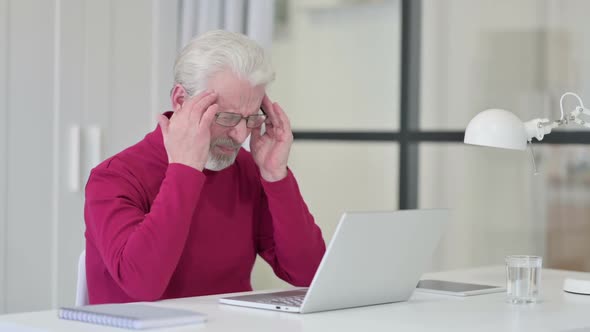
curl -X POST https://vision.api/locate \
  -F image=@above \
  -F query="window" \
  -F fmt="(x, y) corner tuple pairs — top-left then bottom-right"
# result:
(256, 0), (590, 291)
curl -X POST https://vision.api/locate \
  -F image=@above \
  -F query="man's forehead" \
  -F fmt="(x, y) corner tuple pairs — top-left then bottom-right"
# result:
(216, 92), (264, 109)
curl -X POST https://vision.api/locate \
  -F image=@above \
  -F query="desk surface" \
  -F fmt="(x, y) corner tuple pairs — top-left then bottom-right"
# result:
(2, 266), (590, 332)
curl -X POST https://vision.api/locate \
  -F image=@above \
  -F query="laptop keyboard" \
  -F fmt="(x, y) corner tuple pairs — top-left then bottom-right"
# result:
(258, 294), (305, 307)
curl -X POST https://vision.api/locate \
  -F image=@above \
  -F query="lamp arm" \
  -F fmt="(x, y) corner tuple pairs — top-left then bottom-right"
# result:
(569, 106), (590, 128)
(554, 91), (590, 128)
(524, 106), (590, 141)
(523, 118), (556, 142)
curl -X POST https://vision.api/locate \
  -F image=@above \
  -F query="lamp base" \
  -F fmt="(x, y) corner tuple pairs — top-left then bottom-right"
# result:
(563, 278), (590, 295)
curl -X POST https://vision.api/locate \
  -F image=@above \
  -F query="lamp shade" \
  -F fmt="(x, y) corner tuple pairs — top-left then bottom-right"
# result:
(464, 109), (528, 151)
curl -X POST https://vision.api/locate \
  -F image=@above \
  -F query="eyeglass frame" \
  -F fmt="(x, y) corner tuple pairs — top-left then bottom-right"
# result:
(214, 108), (268, 128)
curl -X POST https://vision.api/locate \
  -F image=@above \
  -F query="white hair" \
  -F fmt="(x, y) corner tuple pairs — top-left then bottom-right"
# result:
(173, 30), (275, 96)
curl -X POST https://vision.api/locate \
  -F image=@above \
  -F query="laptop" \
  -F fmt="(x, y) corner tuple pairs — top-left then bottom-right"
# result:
(219, 209), (449, 314)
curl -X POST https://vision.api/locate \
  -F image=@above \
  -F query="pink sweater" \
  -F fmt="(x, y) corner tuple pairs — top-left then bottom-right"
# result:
(84, 125), (326, 304)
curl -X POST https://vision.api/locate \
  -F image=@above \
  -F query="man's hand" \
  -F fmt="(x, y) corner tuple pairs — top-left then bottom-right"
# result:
(250, 95), (293, 182)
(158, 90), (218, 171)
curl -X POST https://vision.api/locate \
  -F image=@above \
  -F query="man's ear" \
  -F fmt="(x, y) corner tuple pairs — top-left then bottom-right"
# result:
(170, 84), (187, 111)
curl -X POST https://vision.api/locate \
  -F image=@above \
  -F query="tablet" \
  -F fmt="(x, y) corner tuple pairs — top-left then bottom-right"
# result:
(416, 279), (505, 296)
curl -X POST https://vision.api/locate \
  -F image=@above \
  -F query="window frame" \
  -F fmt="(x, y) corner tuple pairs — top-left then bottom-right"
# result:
(291, 0), (590, 209)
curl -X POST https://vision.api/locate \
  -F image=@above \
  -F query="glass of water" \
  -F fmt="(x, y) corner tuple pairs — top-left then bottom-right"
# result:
(505, 255), (542, 304)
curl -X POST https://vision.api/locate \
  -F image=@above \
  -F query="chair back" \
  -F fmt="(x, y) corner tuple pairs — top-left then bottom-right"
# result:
(75, 250), (88, 306)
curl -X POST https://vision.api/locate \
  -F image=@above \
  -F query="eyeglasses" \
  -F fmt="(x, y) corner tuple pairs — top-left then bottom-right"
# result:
(214, 110), (267, 128)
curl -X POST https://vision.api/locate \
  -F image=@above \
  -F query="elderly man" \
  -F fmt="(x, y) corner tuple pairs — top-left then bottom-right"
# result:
(84, 30), (326, 304)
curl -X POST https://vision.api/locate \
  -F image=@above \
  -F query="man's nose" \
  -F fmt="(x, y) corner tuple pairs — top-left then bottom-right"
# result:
(228, 119), (249, 144)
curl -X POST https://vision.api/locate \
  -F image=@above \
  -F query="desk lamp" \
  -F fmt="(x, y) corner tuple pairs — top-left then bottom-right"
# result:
(464, 92), (590, 295)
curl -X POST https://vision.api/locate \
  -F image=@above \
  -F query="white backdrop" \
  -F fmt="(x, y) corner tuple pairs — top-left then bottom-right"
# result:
(0, 0), (179, 314)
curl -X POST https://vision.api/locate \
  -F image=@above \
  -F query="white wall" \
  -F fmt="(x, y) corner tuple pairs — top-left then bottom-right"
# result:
(419, 0), (590, 129)
(5, 0), (57, 312)
(0, 0), (8, 315)
(420, 145), (537, 270)
(0, 0), (178, 314)
(421, 0), (553, 130)
(269, 0), (401, 131)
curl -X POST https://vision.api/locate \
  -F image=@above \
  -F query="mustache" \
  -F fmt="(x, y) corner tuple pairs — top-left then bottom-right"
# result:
(211, 138), (241, 149)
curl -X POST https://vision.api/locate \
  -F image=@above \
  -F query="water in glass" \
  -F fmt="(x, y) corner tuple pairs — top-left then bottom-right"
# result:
(506, 255), (542, 304)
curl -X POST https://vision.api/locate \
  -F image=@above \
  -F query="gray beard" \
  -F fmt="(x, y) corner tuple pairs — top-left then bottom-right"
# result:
(204, 138), (240, 171)
(204, 151), (238, 171)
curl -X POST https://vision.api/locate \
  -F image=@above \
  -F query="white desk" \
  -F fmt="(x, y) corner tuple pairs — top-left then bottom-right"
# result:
(2, 266), (590, 332)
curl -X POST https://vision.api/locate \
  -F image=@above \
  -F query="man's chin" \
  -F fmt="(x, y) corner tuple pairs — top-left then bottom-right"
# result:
(204, 153), (238, 171)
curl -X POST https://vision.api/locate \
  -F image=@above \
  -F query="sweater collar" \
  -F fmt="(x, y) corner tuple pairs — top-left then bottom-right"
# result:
(144, 111), (171, 166)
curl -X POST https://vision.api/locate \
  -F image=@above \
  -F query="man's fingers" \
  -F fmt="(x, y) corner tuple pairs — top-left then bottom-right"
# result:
(261, 95), (282, 129)
(262, 94), (273, 108)
(190, 92), (218, 122)
(273, 102), (290, 132)
(199, 103), (219, 129)
(157, 114), (170, 136)
(266, 101), (284, 130)
(250, 126), (262, 140)
(187, 89), (214, 107)
(261, 95), (274, 119)
(177, 90), (212, 115)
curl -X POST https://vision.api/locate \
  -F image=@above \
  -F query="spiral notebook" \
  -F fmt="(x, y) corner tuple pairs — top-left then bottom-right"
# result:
(58, 303), (207, 329)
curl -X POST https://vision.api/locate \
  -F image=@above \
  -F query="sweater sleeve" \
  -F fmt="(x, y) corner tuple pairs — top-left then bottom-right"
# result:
(84, 161), (205, 301)
(256, 169), (326, 286)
